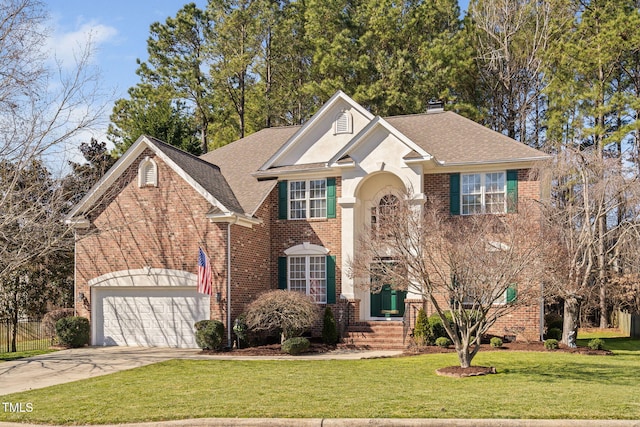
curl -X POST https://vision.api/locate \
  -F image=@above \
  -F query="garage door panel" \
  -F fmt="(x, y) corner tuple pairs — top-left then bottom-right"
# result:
(94, 287), (210, 348)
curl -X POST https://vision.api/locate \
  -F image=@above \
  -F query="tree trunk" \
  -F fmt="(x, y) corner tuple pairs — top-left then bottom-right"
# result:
(456, 345), (473, 368)
(562, 296), (581, 348)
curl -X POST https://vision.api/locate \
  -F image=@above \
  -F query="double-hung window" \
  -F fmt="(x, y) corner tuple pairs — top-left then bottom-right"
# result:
(461, 172), (506, 215)
(288, 255), (327, 303)
(289, 179), (327, 219)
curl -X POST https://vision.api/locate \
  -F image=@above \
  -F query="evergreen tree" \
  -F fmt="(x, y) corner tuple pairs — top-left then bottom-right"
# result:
(134, 3), (214, 153)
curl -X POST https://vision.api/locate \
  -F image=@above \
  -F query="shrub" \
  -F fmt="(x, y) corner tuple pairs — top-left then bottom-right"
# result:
(321, 307), (339, 345)
(545, 313), (563, 331)
(544, 339), (559, 350)
(281, 337), (310, 355)
(233, 316), (248, 348)
(428, 312), (453, 340)
(546, 327), (562, 341)
(588, 338), (605, 350)
(413, 308), (433, 346)
(55, 316), (90, 348)
(244, 290), (319, 343)
(43, 308), (74, 340)
(490, 337), (503, 348)
(194, 320), (225, 350)
(435, 337), (451, 348)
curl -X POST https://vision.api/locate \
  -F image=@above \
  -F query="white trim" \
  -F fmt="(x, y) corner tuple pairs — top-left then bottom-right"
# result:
(88, 268), (197, 287)
(65, 135), (237, 223)
(460, 171), (507, 215)
(287, 178), (328, 220)
(334, 110), (353, 134)
(138, 156), (158, 187)
(260, 91), (374, 171)
(284, 242), (330, 256)
(328, 116), (431, 167)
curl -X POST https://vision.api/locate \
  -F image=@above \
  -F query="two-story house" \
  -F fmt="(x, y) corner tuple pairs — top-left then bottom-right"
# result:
(66, 91), (548, 348)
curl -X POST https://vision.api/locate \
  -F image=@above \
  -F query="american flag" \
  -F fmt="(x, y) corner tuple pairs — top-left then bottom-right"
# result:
(197, 247), (212, 295)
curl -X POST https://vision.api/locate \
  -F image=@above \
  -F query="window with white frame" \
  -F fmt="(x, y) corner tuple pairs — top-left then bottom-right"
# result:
(461, 172), (505, 215)
(289, 179), (327, 219)
(288, 255), (327, 303)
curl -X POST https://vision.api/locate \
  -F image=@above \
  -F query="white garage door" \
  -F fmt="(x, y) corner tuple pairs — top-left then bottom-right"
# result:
(93, 287), (210, 348)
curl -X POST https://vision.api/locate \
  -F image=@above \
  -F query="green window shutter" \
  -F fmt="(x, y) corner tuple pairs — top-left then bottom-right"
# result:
(506, 170), (518, 213)
(278, 181), (288, 219)
(326, 177), (336, 219)
(278, 256), (287, 290)
(326, 255), (336, 304)
(449, 173), (460, 215)
(506, 284), (517, 303)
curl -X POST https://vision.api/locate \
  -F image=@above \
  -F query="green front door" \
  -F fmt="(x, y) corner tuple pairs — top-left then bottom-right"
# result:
(370, 285), (406, 318)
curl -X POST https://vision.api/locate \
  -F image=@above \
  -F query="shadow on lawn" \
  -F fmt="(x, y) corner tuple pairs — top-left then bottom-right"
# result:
(575, 337), (640, 353)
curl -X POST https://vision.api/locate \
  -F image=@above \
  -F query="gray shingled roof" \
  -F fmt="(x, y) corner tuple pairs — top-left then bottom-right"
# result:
(147, 136), (245, 214)
(385, 112), (548, 164)
(199, 126), (299, 214)
(197, 111), (547, 214)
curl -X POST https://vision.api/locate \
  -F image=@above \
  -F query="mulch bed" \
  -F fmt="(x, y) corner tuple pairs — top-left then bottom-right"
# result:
(200, 339), (613, 378)
(201, 339), (612, 358)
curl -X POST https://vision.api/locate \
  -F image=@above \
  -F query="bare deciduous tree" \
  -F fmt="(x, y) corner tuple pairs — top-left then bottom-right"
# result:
(350, 192), (544, 368)
(0, 0), (107, 342)
(541, 147), (640, 346)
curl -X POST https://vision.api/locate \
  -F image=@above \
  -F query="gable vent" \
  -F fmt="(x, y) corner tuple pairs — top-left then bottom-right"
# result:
(138, 156), (158, 187)
(335, 110), (352, 134)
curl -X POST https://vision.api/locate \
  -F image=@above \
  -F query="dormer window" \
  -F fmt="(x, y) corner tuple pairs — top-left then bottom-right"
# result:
(138, 156), (158, 187)
(334, 110), (352, 134)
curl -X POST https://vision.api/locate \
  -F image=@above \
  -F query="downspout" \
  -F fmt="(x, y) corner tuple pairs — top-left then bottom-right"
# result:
(540, 281), (545, 341)
(227, 220), (235, 348)
(73, 231), (77, 317)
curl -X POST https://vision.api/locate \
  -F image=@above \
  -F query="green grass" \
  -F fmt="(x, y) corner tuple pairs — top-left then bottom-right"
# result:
(0, 349), (56, 362)
(1, 349), (640, 425)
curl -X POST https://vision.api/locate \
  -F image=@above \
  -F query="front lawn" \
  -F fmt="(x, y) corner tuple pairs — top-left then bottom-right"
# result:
(1, 348), (639, 424)
(0, 349), (56, 362)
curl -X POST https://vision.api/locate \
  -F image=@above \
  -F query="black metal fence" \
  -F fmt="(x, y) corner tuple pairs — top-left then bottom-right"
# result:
(0, 318), (50, 353)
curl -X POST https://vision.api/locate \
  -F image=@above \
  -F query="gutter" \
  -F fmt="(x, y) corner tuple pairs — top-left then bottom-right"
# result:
(433, 156), (551, 167)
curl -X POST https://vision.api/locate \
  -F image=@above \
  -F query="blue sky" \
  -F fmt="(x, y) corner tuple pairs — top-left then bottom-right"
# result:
(44, 0), (470, 157)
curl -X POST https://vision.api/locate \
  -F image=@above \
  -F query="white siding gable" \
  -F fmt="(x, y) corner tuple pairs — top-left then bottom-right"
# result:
(275, 99), (372, 167)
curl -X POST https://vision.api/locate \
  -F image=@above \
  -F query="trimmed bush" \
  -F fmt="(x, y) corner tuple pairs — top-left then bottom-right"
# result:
(490, 337), (503, 348)
(588, 338), (605, 350)
(413, 308), (433, 346)
(321, 307), (339, 345)
(43, 308), (74, 340)
(194, 320), (225, 350)
(544, 339), (559, 350)
(244, 290), (319, 343)
(435, 336), (451, 348)
(55, 316), (90, 348)
(546, 327), (562, 341)
(281, 337), (310, 355)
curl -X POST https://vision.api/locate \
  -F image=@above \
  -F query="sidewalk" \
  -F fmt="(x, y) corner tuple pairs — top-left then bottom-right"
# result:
(1, 418), (639, 427)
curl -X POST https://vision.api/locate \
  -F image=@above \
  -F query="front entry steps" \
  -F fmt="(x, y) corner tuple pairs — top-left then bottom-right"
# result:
(343, 321), (407, 350)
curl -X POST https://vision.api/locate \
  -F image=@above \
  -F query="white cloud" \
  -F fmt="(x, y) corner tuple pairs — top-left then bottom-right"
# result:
(47, 18), (118, 69)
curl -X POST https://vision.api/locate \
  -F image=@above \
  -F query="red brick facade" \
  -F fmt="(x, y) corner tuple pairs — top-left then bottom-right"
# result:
(74, 150), (227, 320)
(73, 144), (543, 346)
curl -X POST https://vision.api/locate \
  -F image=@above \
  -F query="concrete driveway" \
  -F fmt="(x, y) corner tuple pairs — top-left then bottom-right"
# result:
(0, 346), (203, 395)
(0, 347), (402, 396)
